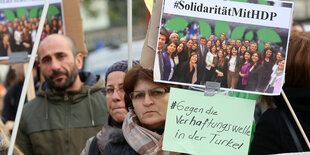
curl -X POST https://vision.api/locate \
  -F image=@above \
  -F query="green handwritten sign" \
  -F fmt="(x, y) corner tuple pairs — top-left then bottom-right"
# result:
(163, 88), (256, 155)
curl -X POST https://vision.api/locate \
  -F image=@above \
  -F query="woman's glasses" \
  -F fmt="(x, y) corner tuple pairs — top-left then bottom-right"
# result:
(129, 87), (169, 103)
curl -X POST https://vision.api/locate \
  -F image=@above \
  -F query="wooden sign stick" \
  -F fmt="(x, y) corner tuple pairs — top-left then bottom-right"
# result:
(23, 63), (36, 101)
(281, 89), (310, 150)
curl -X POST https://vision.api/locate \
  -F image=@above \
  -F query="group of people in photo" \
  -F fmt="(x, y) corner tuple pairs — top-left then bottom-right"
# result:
(0, 14), (64, 56)
(156, 30), (286, 94)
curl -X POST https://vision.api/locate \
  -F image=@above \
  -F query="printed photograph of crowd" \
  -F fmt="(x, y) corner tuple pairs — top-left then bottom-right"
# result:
(0, 4), (64, 57)
(155, 30), (286, 94)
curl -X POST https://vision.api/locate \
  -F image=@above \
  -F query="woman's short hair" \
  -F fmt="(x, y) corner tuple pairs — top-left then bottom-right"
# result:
(123, 65), (176, 110)
(286, 32), (310, 87)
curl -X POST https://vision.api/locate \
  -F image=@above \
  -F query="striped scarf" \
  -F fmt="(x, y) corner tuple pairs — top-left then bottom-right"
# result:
(122, 110), (181, 155)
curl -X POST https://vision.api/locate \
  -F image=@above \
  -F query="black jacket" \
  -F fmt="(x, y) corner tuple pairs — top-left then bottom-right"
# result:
(250, 87), (310, 154)
(103, 128), (138, 155)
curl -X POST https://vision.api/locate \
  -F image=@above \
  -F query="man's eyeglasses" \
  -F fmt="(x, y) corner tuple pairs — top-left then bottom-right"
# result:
(129, 87), (169, 103)
(105, 87), (125, 96)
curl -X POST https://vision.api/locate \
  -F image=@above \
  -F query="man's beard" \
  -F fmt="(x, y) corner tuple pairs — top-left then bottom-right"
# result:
(44, 65), (79, 92)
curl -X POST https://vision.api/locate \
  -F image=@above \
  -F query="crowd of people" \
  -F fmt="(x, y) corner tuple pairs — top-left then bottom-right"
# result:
(0, 28), (307, 154)
(0, 15), (64, 56)
(155, 30), (286, 94)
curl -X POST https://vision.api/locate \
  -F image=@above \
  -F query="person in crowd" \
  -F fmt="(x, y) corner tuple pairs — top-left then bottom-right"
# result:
(173, 42), (184, 67)
(154, 30), (167, 80)
(16, 34), (109, 155)
(179, 52), (199, 84)
(264, 58), (285, 94)
(180, 37), (186, 45)
(7, 21), (15, 49)
(103, 65), (182, 154)
(200, 40), (212, 84)
(205, 45), (217, 82)
(0, 25), (9, 39)
(257, 48), (274, 92)
(184, 39), (193, 59)
(81, 60), (138, 155)
(58, 20), (64, 34)
(206, 40), (212, 52)
(2, 63), (25, 124)
(31, 24), (37, 44)
(212, 49), (228, 87)
(238, 51), (252, 90)
(225, 45), (232, 59)
(172, 42), (185, 82)
(169, 33), (178, 43)
(272, 51), (285, 72)
(244, 40), (250, 50)
(162, 41), (177, 81)
(20, 28), (32, 53)
(14, 25), (22, 51)
(239, 45), (247, 59)
(250, 32), (310, 154)
(50, 19), (59, 34)
(230, 39), (236, 46)
(191, 42), (198, 53)
(40, 24), (51, 40)
(209, 34), (215, 44)
(249, 42), (258, 54)
(245, 52), (261, 91)
(236, 39), (242, 52)
(0, 34), (11, 56)
(264, 42), (271, 50)
(227, 46), (241, 89)
(197, 37), (207, 83)
(220, 32), (227, 44)
(222, 43), (227, 51)
(215, 39), (221, 51)
(192, 36), (198, 43)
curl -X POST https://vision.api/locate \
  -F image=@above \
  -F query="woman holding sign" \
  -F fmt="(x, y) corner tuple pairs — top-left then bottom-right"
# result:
(103, 65), (181, 154)
(250, 32), (310, 154)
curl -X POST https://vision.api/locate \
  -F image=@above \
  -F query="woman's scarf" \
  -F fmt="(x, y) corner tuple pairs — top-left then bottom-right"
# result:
(122, 110), (180, 155)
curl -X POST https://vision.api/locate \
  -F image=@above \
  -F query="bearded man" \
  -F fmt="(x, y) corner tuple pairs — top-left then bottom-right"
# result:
(16, 34), (108, 155)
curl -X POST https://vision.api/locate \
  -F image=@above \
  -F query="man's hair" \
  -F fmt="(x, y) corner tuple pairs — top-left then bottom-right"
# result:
(39, 34), (78, 57)
(66, 36), (78, 57)
(200, 37), (207, 41)
(169, 33), (178, 39)
(160, 30), (168, 40)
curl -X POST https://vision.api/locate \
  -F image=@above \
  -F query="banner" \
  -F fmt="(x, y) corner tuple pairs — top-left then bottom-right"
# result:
(154, 0), (294, 95)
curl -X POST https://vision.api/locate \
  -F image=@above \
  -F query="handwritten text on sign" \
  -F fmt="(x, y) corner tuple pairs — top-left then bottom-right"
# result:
(163, 88), (256, 155)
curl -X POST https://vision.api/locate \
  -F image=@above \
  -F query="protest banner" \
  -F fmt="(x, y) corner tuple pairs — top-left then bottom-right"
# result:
(154, 0), (294, 95)
(163, 87), (256, 155)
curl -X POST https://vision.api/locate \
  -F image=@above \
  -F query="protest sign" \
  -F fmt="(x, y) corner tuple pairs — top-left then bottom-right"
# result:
(154, 0), (294, 95)
(0, 0), (65, 61)
(163, 87), (256, 155)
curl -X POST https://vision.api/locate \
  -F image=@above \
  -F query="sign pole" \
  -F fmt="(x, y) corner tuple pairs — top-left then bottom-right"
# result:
(127, 0), (133, 69)
(8, 0), (50, 154)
